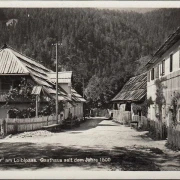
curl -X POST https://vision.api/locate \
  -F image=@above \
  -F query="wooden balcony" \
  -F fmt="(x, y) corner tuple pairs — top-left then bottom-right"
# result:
(0, 90), (50, 103)
(0, 90), (32, 103)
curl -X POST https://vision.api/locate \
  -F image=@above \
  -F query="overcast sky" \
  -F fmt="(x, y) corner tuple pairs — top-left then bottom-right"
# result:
(104, 8), (158, 13)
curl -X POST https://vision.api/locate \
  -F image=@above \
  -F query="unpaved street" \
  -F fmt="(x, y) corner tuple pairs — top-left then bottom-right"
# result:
(0, 118), (180, 171)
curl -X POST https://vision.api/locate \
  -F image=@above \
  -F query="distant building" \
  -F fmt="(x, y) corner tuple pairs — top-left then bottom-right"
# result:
(111, 73), (147, 123)
(47, 71), (86, 120)
(6, 19), (18, 27)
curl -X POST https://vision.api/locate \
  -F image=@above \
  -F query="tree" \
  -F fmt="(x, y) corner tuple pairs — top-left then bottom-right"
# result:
(1, 8), (180, 108)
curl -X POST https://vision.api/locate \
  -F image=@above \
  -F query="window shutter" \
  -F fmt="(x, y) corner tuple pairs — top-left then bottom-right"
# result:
(162, 60), (165, 75)
(170, 54), (173, 72)
(151, 68), (154, 80)
(154, 67), (157, 79)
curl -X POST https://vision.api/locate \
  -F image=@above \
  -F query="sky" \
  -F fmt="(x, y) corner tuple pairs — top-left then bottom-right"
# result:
(100, 8), (158, 13)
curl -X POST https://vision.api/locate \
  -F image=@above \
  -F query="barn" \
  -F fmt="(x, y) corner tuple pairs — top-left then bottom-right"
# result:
(111, 72), (147, 125)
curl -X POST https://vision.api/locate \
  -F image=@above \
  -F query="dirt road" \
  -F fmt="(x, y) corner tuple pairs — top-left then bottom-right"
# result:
(0, 118), (180, 171)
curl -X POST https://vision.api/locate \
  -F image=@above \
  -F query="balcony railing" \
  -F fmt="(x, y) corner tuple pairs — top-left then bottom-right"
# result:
(0, 90), (50, 103)
(0, 90), (31, 102)
(0, 90), (34, 103)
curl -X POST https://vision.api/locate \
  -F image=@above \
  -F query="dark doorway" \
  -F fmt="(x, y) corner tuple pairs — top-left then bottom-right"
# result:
(125, 102), (131, 111)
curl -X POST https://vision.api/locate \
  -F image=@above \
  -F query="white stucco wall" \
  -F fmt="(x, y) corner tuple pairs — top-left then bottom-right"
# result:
(147, 40), (180, 125)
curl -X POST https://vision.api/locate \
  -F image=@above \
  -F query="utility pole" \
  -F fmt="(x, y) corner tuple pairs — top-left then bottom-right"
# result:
(82, 78), (84, 98)
(53, 39), (61, 124)
(36, 95), (39, 117)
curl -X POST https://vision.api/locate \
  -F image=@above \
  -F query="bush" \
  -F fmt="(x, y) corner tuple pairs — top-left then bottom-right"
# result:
(8, 99), (65, 118)
(8, 107), (36, 118)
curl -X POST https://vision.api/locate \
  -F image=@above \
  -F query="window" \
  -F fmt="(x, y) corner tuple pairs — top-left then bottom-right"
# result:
(147, 71), (150, 82)
(162, 60), (165, 75)
(170, 54), (173, 72)
(156, 65), (159, 78)
(159, 64), (162, 76)
(151, 68), (154, 80)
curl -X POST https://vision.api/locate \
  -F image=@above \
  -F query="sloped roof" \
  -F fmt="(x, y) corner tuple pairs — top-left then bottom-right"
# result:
(47, 71), (72, 84)
(111, 73), (147, 102)
(0, 45), (70, 101)
(48, 71), (86, 103)
(71, 89), (86, 103)
(0, 48), (29, 74)
(146, 26), (180, 68)
(6, 19), (18, 26)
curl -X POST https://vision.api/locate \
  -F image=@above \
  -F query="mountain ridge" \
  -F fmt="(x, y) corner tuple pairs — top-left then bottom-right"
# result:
(0, 8), (180, 107)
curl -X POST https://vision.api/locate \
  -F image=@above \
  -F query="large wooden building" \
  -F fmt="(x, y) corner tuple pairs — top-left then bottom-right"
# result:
(0, 44), (85, 120)
(146, 26), (180, 127)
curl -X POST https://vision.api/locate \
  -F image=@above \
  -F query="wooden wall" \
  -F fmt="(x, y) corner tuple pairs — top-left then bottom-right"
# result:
(147, 69), (180, 126)
(112, 110), (131, 125)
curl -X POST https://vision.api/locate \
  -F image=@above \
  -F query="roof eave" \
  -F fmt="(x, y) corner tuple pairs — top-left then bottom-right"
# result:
(0, 73), (30, 76)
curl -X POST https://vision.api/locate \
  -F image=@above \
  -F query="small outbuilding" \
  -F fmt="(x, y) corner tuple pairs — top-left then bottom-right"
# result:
(111, 72), (147, 124)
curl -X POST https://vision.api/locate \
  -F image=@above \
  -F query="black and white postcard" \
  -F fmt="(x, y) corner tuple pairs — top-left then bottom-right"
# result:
(0, 1), (180, 179)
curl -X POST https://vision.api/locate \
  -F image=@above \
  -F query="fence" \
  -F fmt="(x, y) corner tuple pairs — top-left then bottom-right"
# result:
(64, 106), (83, 120)
(112, 110), (167, 140)
(0, 105), (84, 136)
(140, 117), (167, 140)
(89, 109), (111, 118)
(167, 125), (180, 149)
(140, 116), (148, 128)
(0, 114), (63, 135)
(112, 110), (131, 125)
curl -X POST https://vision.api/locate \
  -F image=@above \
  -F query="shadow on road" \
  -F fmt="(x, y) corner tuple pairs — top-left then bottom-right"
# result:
(71, 118), (104, 131)
(0, 142), (175, 171)
(97, 124), (118, 127)
(1, 118), (180, 171)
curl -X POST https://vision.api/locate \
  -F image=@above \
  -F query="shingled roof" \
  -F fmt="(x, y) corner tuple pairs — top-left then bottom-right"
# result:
(146, 26), (180, 68)
(71, 89), (86, 103)
(47, 71), (72, 84)
(111, 73), (147, 102)
(0, 45), (70, 101)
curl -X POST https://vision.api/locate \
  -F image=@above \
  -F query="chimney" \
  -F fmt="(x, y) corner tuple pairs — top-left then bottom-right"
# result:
(2, 44), (7, 49)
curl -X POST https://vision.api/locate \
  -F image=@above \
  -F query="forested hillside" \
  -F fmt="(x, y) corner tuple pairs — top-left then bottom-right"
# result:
(0, 8), (180, 107)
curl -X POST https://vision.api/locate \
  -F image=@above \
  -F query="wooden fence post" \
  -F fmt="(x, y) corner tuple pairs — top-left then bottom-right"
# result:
(5, 112), (9, 135)
(0, 119), (4, 137)
(36, 95), (39, 117)
(2, 119), (7, 135)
